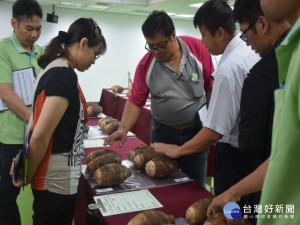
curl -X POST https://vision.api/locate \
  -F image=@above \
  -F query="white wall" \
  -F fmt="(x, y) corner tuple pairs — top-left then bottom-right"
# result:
(0, 1), (207, 101)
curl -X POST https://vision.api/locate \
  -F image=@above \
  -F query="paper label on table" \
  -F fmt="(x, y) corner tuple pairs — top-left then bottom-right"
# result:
(93, 189), (162, 216)
(83, 139), (104, 148)
(96, 188), (114, 193)
(174, 177), (190, 182)
(84, 126), (135, 140)
(117, 93), (127, 97)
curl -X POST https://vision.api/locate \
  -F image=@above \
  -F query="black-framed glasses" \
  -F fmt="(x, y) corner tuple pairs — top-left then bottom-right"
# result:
(240, 19), (257, 42)
(145, 36), (170, 53)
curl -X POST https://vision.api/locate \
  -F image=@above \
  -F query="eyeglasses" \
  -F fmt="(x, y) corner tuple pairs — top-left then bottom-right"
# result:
(240, 19), (257, 42)
(145, 37), (170, 53)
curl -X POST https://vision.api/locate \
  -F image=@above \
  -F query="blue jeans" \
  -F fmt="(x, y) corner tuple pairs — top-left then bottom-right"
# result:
(0, 143), (21, 225)
(150, 117), (209, 187)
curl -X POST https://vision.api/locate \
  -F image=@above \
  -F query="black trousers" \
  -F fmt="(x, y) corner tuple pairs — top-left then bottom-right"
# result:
(214, 142), (263, 224)
(32, 189), (77, 225)
(0, 143), (21, 225)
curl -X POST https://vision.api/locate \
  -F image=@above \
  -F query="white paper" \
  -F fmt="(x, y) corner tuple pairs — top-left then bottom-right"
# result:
(0, 67), (35, 111)
(84, 126), (135, 140)
(83, 139), (104, 148)
(93, 189), (162, 216)
(198, 103), (208, 125)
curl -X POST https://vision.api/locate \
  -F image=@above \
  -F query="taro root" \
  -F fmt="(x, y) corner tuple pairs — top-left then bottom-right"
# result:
(227, 217), (247, 225)
(93, 163), (132, 187)
(128, 146), (153, 161)
(86, 153), (121, 175)
(87, 102), (103, 117)
(86, 149), (120, 164)
(111, 85), (124, 93)
(98, 117), (117, 130)
(204, 212), (227, 225)
(132, 148), (164, 170)
(127, 210), (175, 225)
(186, 198), (213, 225)
(104, 121), (119, 134)
(145, 157), (178, 178)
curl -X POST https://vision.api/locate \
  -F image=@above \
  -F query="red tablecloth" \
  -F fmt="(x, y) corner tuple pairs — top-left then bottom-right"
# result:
(98, 88), (215, 177)
(74, 117), (252, 225)
(99, 88), (152, 146)
(74, 129), (214, 225)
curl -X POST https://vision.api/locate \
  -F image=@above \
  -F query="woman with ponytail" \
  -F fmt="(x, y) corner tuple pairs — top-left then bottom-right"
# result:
(12, 18), (106, 225)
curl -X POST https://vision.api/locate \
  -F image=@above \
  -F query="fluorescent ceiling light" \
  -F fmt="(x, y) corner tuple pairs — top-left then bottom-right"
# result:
(87, 4), (110, 9)
(61, 2), (84, 7)
(95, 0), (165, 6)
(175, 14), (194, 18)
(167, 12), (176, 16)
(189, 3), (203, 8)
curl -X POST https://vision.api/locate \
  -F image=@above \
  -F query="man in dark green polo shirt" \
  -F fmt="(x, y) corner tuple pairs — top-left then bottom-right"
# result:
(0, 1), (43, 224)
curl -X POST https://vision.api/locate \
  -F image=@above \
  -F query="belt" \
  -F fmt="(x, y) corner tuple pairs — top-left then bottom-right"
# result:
(168, 123), (202, 134)
(152, 117), (202, 135)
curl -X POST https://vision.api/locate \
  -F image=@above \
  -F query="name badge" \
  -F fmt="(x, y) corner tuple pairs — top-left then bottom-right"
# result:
(190, 71), (198, 81)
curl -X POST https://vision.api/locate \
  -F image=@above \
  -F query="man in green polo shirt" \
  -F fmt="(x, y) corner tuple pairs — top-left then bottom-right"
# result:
(257, 0), (300, 224)
(0, 0), (43, 224)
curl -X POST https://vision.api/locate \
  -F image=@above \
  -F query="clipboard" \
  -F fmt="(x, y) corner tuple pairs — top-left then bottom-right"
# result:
(0, 67), (36, 111)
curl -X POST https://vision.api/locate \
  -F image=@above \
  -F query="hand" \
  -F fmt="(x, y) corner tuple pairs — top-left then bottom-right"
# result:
(150, 143), (181, 158)
(104, 129), (128, 146)
(9, 159), (25, 187)
(207, 189), (241, 217)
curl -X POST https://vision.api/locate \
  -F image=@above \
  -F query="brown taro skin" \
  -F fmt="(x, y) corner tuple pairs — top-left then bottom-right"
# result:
(145, 157), (178, 178)
(93, 163), (132, 187)
(86, 153), (121, 175)
(186, 198), (213, 225)
(111, 85), (124, 93)
(127, 146), (153, 161)
(98, 116), (117, 130)
(204, 212), (227, 225)
(104, 121), (119, 134)
(226, 217), (247, 225)
(87, 102), (103, 117)
(131, 147), (164, 170)
(127, 210), (175, 225)
(86, 149), (120, 164)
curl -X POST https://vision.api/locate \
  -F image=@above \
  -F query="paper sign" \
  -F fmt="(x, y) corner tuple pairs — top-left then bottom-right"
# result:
(93, 189), (162, 216)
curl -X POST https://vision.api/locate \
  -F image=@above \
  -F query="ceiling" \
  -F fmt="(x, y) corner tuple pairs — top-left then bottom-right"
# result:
(3, 0), (235, 20)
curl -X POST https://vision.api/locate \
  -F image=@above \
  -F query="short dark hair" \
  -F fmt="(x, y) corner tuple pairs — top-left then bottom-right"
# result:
(233, 0), (263, 24)
(193, 0), (236, 35)
(38, 18), (107, 69)
(142, 10), (175, 38)
(12, 0), (43, 21)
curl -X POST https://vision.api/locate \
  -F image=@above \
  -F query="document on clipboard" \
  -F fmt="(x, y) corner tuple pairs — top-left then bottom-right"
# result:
(0, 67), (35, 111)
